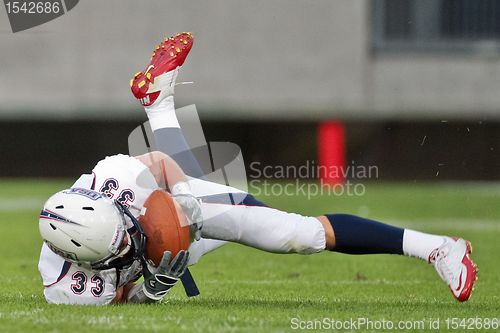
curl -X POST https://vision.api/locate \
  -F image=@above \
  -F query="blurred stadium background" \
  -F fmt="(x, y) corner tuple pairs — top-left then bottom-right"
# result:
(2, 2), (500, 331)
(2, 0), (500, 180)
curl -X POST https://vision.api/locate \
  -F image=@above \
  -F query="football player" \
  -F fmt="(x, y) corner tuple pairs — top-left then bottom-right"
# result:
(38, 33), (477, 306)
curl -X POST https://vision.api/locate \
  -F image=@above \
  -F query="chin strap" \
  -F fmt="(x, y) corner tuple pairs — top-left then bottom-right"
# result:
(180, 268), (200, 297)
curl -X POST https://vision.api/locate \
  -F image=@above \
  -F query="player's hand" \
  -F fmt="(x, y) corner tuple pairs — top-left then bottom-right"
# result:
(142, 250), (190, 301)
(171, 182), (203, 241)
(173, 193), (203, 240)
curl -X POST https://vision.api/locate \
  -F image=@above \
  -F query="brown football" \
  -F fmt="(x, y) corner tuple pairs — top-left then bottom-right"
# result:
(139, 189), (191, 266)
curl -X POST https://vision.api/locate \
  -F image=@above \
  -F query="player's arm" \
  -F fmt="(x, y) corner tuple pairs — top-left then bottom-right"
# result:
(111, 284), (133, 304)
(135, 151), (203, 240)
(135, 151), (186, 191)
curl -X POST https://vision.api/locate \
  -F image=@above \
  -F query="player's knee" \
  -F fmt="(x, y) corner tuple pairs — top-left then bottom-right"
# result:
(282, 216), (326, 254)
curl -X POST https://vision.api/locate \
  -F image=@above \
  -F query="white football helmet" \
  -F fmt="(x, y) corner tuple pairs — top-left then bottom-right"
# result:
(39, 188), (145, 270)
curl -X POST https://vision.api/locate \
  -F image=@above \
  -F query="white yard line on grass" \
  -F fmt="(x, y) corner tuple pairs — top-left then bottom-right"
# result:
(0, 197), (45, 212)
(204, 279), (426, 286)
(387, 219), (500, 232)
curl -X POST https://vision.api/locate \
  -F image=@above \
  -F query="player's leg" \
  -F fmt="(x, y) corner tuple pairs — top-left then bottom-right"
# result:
(198, 199), (476, 302)
(200, 202), (326, 254)
(130, 35), (226, 298)
(130, 32), (205, 178)
(317, 214), (476, 302)
(186, 238), (227, 266)
(199, 199), (448, 259)
(199, 202), (416, 256)
(130, 33), (268, 211)
(316, 214), (445, 257)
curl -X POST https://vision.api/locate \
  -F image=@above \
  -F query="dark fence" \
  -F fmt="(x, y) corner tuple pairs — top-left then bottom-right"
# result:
(1, 120), (499, 181)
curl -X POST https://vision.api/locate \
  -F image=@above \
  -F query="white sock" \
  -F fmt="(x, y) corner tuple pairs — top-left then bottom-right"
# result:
(403, 229), (449, 262)
(144, 95), (180, 131)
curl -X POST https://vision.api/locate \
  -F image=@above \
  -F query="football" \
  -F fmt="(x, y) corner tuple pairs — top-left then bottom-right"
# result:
(139, 189), (191, 266)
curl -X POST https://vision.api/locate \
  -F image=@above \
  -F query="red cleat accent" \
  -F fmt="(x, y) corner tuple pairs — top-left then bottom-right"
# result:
(455, 247), (477, 302)
(131, 32), (194, 106)
(455, 238), (476, 302)
(456, 241), (478, 302)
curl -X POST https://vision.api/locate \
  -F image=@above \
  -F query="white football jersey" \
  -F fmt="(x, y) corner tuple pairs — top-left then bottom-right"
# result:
(39, 154), (228, 305)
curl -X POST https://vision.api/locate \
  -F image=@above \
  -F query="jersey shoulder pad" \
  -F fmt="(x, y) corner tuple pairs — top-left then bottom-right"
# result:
(92, 154), (157, 217)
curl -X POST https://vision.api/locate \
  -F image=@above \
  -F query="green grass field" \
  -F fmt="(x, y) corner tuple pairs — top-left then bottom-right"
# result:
(0, 180), (499, 332)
